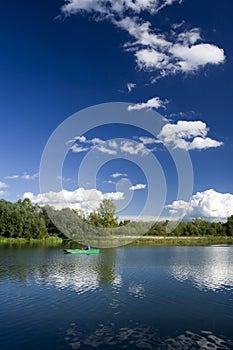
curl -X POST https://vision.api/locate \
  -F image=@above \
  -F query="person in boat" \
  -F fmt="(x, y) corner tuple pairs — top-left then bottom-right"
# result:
(85, 244), (91, 250)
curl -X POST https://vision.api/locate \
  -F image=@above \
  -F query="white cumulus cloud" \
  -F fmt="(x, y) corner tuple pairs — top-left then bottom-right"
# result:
(61, 0), (180, 17)
(68, 137), (151, 156)
(120, 140), (150, 155)
(188, 137), (223, 150)
(135, 49), (170, 71)
(111, 172), (128, 178)
(23, 188), (124, 212)
(129, 183), (147, 190)
(138, 136), (158, 144)
(167, 189), (233, 221)
(71, 144), (90, 153)
(157, 120), (223, 150)
(0, 181), (8, 188)
(96, 145), (118, 155)
(22, 172), (39, 180)
(170, 43), (225, 72)
(128, 96), (168, 111)
(60, 1), (225, 81)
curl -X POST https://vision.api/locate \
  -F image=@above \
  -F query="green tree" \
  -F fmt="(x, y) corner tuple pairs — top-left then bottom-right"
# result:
(98, 199), (118, 228)
(225, 215), (233, 236)
(87, 199), (118, 228)
(88, 211), (101, 227)
(0, 198), (48, 239)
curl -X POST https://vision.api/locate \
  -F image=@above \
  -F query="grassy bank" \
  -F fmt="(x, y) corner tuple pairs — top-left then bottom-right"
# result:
(0, 236), (63, 245)
(63, 235), (233, 248)
(1, 235), (233, 247)
(131, 235), (233, 246)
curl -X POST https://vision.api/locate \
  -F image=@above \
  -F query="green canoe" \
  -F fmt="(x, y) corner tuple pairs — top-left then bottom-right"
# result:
(64, 249), (100, 254)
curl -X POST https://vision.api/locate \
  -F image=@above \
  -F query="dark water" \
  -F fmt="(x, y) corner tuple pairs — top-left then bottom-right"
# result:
(0, 245), (233, 350)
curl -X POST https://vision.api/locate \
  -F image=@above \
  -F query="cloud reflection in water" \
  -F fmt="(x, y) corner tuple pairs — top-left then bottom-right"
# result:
(170, 247), (233, 291)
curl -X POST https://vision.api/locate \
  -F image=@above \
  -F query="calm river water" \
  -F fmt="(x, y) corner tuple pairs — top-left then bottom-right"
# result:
(0, 245), (233, 349)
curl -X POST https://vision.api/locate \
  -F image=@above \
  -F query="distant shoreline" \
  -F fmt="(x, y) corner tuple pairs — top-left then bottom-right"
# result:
(130, 235), (233, 246)
(0, 236), (63, 245)
(0, 235), (233, 247)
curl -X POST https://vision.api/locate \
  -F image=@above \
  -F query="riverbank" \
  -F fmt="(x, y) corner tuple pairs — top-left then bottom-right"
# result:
(132, 235), (233, 246)
(61, 235), (233, 247)
(0, 236), (63, 245)
(0, 235), (233, 247)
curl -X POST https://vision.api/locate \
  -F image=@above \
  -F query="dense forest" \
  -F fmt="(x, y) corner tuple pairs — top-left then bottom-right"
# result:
(0, 198), (233, 240)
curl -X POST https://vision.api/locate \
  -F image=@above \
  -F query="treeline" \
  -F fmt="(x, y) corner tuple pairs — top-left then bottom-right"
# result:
(0, 198), (123, 239)
(0, 198), (48, 239)
(0, 198), (233, 239)
(146, 217), (233, 236)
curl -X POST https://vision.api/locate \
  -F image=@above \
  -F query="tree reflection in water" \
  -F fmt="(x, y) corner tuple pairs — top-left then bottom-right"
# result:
(94, 249), (116, 285)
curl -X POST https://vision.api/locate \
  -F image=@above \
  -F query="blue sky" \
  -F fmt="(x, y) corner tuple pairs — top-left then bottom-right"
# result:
(0, 0), (233, 221)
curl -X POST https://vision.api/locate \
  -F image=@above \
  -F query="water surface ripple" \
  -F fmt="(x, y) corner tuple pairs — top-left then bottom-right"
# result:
(0, 245), (233, 349)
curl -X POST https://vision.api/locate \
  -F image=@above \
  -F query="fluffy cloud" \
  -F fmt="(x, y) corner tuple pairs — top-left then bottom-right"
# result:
(61, 0), (180, 17)
(118, 17), (170, 49)
(135, 49), (171, 71)
(157, 120), (223, 150)
(176, 28), (201, 45)
(0, 182), (8, 196)
(21, 173), (39, 180)
(122, 19), (225, 77)
(135, 42), (225, 76)
(170, 43), (225, 72)
(129, 183), (147, 190)
(138, 136), (158, 144)
(128, 96), (168, 111)
(68, 137), (109, 153)
(0, 181), (8, 188)
(23, 188), (124, 212)
(68, 136), (150, 156)
(188, 137), (223, 150)
(97, 145), (117, 155)
(67, 122), (222, 156)
(120, 140), (149, 155)
(61, 1), (225, 80)
(70, 144), (89, 153)
(111, 172), (128, 178)
(167, 189), (233, 221)
(66, 135), (103, 146)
